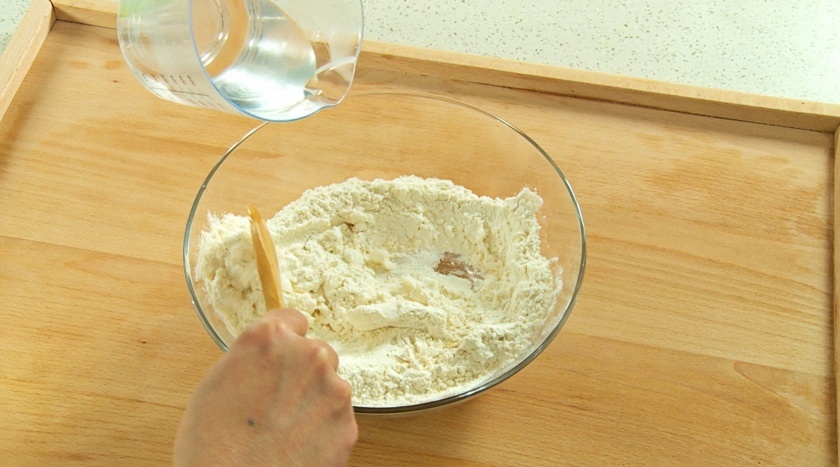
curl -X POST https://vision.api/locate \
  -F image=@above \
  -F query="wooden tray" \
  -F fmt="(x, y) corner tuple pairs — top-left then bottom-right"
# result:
(1, 0), (838, 464)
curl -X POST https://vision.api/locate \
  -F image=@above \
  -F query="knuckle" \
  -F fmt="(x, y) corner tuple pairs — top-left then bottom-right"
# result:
(309, 340), (336, 368)
(313, 341), (330, 360)
(234, 316), (295, 352)
(236, 319), (272, 347)
(332, 377), (353, 403)
(287, 308), (309, 332)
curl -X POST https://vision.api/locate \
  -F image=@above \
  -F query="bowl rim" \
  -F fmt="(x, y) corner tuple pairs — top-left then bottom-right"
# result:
(183, 90), (587, 414)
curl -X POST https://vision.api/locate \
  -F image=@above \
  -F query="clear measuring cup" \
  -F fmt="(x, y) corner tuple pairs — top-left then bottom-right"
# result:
(117, 0), (363, 121)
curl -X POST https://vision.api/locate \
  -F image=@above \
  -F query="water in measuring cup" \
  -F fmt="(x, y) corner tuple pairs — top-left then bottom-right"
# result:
(192, 0), (315, 117)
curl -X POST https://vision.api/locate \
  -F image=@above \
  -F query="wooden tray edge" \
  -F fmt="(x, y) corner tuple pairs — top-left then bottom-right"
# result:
(51, 0), (115, 29)
(0, 0), (55, 121)
(49, 0), (840, 133)
(834, 126), (839, 459)
(361, 41), (840, 133)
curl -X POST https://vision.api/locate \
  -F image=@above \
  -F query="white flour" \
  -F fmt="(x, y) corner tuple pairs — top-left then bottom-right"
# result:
(195, 176), (561, 407)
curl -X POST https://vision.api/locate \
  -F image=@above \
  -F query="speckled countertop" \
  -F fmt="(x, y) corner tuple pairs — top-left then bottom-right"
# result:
(0, 0), (33, 51)
(2, 0), (839, 103)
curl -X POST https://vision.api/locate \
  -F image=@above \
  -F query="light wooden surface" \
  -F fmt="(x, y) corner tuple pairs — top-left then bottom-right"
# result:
(0, 0), (53, 121)
(0, 10), (837, 467)
(51, 0), (840, 132)
(52, 0), (115, 27)
(835, 125), (840, 460)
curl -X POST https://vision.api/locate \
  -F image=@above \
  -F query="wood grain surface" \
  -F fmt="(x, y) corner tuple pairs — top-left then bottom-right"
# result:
(52, 0), (115, 28)
(0, 14), (836, 467)
(835, 126), (840, 461)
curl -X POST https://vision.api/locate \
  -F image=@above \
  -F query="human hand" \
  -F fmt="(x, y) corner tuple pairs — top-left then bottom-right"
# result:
(174, 309), (358, 466)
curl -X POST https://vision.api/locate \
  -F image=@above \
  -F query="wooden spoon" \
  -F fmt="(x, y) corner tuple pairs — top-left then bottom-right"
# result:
(248, 206), (284, 310)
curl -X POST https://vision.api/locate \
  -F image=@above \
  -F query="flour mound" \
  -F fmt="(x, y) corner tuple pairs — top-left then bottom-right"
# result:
(196, 176), (561, 406)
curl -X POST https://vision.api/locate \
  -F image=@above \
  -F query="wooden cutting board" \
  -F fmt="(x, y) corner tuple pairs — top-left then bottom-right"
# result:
(1, 0), (838, 465)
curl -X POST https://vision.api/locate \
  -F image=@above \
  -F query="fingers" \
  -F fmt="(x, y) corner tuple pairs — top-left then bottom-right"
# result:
(235, 308), (340, 373)
(233, 308), (309, 354)
(263, 308), (310, 336)
(310, 339), (340, 371)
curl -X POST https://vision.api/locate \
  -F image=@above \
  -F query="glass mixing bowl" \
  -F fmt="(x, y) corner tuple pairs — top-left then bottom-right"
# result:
(183, 91), (586, 414)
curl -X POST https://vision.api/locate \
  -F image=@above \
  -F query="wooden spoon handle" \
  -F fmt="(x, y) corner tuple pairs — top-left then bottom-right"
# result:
(248, 206), (284, 310)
